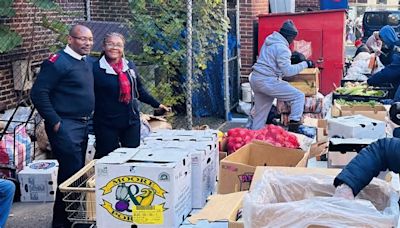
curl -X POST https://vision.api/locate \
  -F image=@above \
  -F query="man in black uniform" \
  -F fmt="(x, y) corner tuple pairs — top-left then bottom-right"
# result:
(31, 24), (94, 228)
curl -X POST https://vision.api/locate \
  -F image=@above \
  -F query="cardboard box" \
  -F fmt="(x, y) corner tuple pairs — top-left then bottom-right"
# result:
(18, 160), (58, 202)
(250, 166), (341, 190)
(303, 117), (328, 143)
(328, 138), (376, 168)
(246, 167), (398, 228)
(184, 191), (246, 228)
(284, 68), (320, 96)
(96, 148), (192, 228)
(145, 131), (219, 188)
(328, 115), (386, 139)
(141, 140), (214, 209)
(218, 137), (311, 194)
(277, 92), (324, 114)
(331, 102), (387, 121)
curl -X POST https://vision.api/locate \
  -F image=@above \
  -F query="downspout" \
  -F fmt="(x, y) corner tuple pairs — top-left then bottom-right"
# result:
(85, 0), (91, 21)
(224, 0), (230, 121)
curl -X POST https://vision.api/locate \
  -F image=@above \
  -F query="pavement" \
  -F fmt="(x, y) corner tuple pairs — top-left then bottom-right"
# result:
(6, 201), (53, 228)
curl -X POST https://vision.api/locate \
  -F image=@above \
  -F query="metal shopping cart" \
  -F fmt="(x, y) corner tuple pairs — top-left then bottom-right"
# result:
(59, 160), (96, 228)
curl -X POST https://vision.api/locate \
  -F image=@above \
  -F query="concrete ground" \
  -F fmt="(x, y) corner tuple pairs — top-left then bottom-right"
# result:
(6, 201), (53, 228)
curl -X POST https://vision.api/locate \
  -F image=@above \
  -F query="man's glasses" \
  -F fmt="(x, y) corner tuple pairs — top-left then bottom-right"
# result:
(105, 43), (124, 49)
(71, 36), (94, 43)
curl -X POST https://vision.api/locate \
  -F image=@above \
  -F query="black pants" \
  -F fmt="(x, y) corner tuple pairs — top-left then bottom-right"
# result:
(45, 118), (89, 228)
(94, 120), (141, 159)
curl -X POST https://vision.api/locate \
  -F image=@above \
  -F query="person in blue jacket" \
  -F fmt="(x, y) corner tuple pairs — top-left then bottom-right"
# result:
(93, 32), (170, 159)
(367, 25), (400, 101)
(248, 20), (314, 131)
(0, 179), (15, 228)
(31, 24), (94, 228)
(333, 102), (400, 199)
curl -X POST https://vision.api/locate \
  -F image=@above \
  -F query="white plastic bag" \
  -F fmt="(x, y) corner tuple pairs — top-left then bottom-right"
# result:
(243, 170), (399, 228)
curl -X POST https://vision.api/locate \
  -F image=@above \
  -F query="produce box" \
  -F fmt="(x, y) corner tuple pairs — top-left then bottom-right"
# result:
(18, 160), (58, 202)
(182, 191), (246, 228)
(245, 168), (399, 228)
(218, 135), (312, 194)
(328, 138), (376, 168)
(284, 68), (319, 96)
(96, 148), (192, 228)
(331, 100), (387, 121)
(276, 92), (324, 114)
(141, 140), (214, 209)
(303, 117), (328, 143)
(333, 83), (388, 102)
(328, 115), (386, 140)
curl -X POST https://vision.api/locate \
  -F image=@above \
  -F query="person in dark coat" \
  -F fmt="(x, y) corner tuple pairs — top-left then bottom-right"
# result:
(30, 24), (94, 228)
(93, 32), (170, 159)
(367, 25), (400, 101)
(333, 102), (400, 199)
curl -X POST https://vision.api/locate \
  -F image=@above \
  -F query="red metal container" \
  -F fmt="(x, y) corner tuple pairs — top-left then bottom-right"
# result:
(258, 10), (346, 95)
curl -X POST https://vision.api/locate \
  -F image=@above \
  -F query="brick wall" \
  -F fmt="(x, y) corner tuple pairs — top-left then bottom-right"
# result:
(0, 0), (85, 109)
(239, 0), (269, 77)
(296, 0), (320, 12)
(296, 0), (356, 12)
(90, 0), (130, 22)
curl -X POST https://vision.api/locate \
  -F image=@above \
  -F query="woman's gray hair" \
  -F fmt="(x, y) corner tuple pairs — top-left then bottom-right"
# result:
(103, 32), (126, 45)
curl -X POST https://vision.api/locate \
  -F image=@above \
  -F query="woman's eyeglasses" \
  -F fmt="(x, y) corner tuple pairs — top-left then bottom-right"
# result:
(105, 43), (124, 49)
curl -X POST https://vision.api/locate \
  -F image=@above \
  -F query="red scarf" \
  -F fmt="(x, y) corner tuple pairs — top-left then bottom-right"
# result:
(109, 59), (131, 104)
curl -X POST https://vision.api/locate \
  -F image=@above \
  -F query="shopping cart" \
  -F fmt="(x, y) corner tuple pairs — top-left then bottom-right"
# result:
(59, 160), (96, 228)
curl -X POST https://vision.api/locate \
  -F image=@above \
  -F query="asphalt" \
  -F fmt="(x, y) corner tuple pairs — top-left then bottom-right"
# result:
(6, 201), (53, 228)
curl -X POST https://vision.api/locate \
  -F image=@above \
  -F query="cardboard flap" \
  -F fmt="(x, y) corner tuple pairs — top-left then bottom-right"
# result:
(188, 191), (246, 224)
(329, 138), (376, 145)
(293, 133), (313, 152)
(303, 117), (327, 128)
(98, 148), (140, 164)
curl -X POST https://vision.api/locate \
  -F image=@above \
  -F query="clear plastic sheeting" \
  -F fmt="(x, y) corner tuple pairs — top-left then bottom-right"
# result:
(244, 170), (399, 228)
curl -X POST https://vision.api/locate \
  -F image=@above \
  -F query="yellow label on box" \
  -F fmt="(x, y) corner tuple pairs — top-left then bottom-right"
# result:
(132, 205), (163, 225)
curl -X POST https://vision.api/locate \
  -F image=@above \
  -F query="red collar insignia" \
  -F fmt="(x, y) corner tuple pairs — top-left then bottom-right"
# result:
(48, 54), (60, 63)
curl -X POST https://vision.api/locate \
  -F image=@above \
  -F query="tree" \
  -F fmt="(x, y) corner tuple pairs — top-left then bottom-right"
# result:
(126, 0), (229, 108)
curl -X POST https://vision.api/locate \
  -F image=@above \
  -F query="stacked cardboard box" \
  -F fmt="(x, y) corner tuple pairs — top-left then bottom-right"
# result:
(278, 92), (325, 126)
(327, 115), (386, 168)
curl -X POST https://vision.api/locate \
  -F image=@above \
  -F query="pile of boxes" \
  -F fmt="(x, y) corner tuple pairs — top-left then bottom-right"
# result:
(95, 130), (218, 228)
(279, 68), (324, 125)
(327, 115), (386, 168)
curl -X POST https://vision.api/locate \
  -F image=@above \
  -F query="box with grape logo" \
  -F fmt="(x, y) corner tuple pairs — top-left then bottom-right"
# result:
(96, 147), (192, 228)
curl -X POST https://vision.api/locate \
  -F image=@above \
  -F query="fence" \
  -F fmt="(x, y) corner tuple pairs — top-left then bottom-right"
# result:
(0, 0), (238, 129)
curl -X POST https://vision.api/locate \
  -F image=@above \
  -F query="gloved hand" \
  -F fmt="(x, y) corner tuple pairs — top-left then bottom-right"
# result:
(333, 184), (355, 200)
(305, 60), (315, 68)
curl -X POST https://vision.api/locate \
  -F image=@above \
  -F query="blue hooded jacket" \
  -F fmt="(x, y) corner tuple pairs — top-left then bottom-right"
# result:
(334, 138), (400, 196)
(367, 26), (400, 97)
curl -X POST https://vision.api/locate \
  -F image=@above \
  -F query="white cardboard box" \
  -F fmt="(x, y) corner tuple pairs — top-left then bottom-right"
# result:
(96, 147), (192, 228)
(141, 140), (214, 208)
(145, 132), (219, 186)
(328, 115), (386, 139)
(18, 160), (58, 202)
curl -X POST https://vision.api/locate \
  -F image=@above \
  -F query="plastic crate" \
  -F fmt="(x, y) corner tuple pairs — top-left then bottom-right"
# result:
(332, 90), (388, 103)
